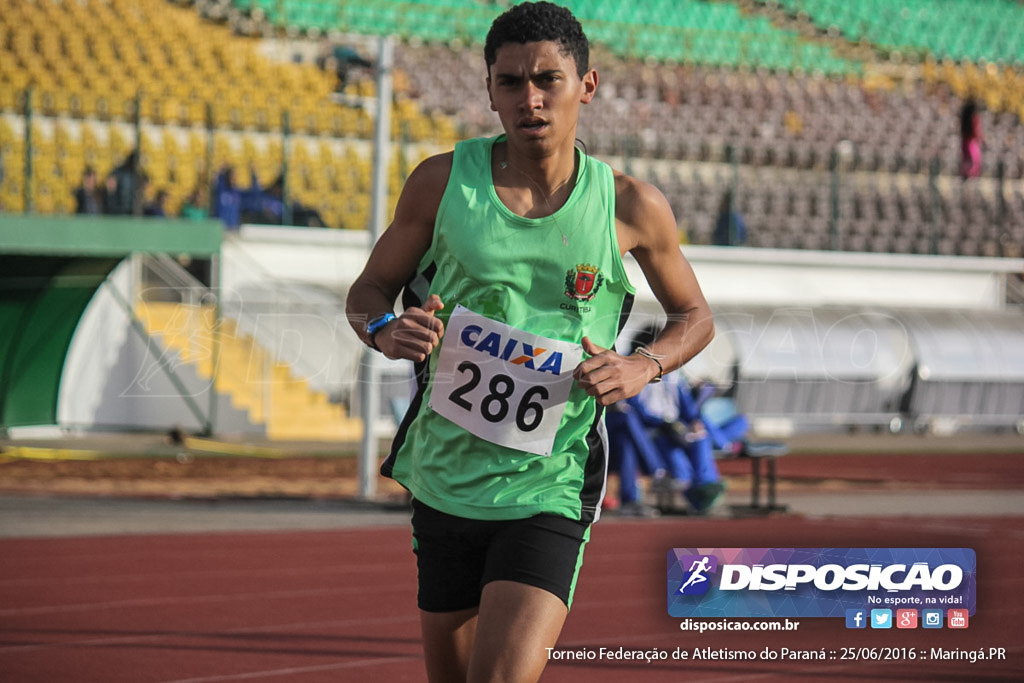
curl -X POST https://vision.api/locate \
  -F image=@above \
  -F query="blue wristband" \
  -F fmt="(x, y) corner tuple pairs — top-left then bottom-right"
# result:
(365, 313), (396, 351)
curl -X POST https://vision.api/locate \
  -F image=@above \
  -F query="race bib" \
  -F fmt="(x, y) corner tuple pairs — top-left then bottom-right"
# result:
(428, 305), (583, 456)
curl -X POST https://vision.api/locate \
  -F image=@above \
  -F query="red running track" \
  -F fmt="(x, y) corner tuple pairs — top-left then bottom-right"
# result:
(1, 514), (1021, 682)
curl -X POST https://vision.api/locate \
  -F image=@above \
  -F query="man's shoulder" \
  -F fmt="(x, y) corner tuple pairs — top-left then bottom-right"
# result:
(405, 152), (455, 195)
(612, 169), (672, 223)
(417, 151), (455, 173)
(609, 168), (679, 253)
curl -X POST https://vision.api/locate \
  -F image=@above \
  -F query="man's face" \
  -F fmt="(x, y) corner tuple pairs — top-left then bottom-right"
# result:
(486, 40), (597, 156)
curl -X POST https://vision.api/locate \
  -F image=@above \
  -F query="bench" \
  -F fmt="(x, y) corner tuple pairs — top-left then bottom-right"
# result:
(703, 396), (789, 515)
(717, 440), (789, 515)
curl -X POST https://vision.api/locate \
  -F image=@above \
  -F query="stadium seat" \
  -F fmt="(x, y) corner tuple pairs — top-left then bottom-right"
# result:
(2, 0), (1022, 255)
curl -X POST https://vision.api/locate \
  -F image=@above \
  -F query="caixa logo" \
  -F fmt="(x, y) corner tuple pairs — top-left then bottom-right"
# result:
(459, 324), (565, 375)
(667, 548), (976, 619)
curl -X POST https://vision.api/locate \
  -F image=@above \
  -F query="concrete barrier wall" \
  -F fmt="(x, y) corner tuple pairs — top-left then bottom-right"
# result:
(222, 226), (1024, 435)
(53, 227), (1023, 437)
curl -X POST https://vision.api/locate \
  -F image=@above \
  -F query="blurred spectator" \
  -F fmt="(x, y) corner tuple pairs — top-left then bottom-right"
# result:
(106, 150), (143, 215)
(74, 166), (102, 215)
(607, 325), (727, 515)
(241, 174), (285, 225)
(101, 173), (120, 214)
(290, 198), (326, 227)
(661, 378), (729, 514)
(316, 40), (373, 91)
(180, 188), (209, 221)
(960, 98), (984, 180)
(605, 398), (669, 517)
(231, 172), (326, 228)
(143, 189), (168, 217)
(712, 190), (747, 246)
(213, 166), (301, 229)
(211, 166), (242, 229)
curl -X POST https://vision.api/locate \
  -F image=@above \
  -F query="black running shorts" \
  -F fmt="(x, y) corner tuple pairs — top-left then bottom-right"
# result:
(411, 499), (591, 613)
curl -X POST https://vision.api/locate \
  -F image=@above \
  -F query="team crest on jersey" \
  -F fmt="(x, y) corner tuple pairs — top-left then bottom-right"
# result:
(564, 264), (604, 302)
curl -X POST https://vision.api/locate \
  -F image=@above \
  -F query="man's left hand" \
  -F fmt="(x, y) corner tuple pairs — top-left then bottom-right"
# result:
(573, 337), (659, 406)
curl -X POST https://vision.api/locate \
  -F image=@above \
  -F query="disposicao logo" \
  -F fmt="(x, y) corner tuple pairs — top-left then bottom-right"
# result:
(676, 555), (718, 596)
(667, 548), (976, 619)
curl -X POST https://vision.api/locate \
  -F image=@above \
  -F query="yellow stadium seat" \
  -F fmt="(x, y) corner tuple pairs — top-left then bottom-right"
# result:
(0, 0), (470, 227)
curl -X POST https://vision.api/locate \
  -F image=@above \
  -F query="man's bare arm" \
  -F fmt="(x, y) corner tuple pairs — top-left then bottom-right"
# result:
(624, 175), (715, 373)
(345, 153), (453, 362)
(574, 174), (714, 405)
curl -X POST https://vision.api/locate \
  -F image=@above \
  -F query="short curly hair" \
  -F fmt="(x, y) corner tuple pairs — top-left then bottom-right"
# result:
(484, 2), (590, 78)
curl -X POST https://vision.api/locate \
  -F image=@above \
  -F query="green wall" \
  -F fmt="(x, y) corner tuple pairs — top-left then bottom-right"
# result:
(0, 215), (221, 430)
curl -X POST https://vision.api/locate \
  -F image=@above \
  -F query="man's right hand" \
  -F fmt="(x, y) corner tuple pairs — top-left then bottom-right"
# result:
(377, 294), (445, 362)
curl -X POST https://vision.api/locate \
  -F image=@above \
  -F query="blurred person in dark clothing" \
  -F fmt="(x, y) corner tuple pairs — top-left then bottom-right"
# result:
(712, 190), (747, 246)
(143, 189), (169, 217)
(241, 174), (285, 225)
(107, 150), (143, 215)
(74, 166), (102, 215)
(316, 40), (373, 91)
(101, 173), (120, 214)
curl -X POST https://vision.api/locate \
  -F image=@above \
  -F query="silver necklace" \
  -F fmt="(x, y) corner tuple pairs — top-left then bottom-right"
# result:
(497, 156), (577, 246)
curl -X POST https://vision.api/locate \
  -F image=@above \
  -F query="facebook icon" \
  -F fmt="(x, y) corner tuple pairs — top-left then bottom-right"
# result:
(846, 609), (867, 629)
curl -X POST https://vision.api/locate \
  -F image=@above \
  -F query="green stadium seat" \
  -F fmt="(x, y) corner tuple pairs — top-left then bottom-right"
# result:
(772, 0), (1024, 66)
(225, 0), (862, 72)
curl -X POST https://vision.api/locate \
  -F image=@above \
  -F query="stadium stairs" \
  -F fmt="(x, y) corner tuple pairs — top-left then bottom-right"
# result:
(135, 301), (361, 441)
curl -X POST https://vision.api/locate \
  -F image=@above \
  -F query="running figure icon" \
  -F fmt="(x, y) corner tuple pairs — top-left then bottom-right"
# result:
(679, 556), (712, 593)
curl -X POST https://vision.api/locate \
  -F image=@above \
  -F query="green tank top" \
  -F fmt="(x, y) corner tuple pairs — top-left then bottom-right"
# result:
(382, 135), (635, 523)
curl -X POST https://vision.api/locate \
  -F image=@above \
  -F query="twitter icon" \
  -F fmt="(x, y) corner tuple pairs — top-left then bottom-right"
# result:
(870, 609), (893, 629)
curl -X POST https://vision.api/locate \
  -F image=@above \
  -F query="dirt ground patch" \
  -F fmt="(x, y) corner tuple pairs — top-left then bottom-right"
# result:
(1, 433), (1019, 501)
(0, 453), (972, 503)
(0, 455), (409, 500)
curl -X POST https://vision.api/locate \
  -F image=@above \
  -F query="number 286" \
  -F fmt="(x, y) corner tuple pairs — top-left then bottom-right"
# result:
(448, 361), (549, 432)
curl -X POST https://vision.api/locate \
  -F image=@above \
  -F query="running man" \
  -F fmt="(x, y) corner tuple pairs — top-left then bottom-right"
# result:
(679, 556), (712, 593)
(346, 3), (714, 680)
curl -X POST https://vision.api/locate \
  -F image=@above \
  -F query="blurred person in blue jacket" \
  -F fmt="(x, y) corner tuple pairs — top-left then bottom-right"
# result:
(605, 398), (675, 517)
(212, 166), (281, 229)
(608, 325), (733, 514)
(211, 165), (242, 229)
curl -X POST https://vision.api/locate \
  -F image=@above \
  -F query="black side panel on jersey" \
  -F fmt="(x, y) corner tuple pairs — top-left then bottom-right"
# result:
(577, 291), (635, 522)
(380, 263), (436, 478)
